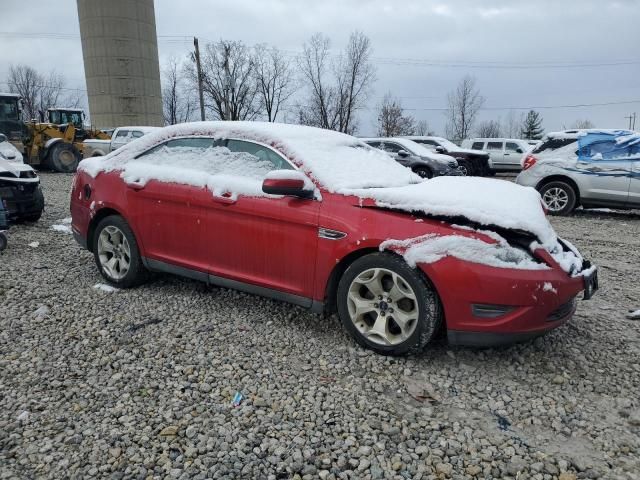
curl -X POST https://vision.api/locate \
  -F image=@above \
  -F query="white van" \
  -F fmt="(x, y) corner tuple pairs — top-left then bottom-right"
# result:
(461, 138), (533, 172)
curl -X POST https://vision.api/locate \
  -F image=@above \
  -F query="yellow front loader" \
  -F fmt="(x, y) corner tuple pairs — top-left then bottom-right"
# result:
(23, 108), (110, 173)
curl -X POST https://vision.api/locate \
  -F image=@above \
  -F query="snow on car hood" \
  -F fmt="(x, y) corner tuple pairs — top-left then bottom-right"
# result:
(0, 157), (34, 175)
(348, 176), (557, 248)
(0, 140), (23, 163)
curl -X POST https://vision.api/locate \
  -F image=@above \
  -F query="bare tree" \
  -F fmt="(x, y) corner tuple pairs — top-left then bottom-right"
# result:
(375, 93), (415, 136)
(502, 110), (523, 138)
(572, 119), (595, 129)
(476, 119), (502, 138)
(162, 56), (194, 125)
(189, 40), (260, 121)
(7, 65), (82, 121)
(254, 44), (297, 122)
(415, 119), (434, 136)
(298, 31), (375, 134)
(445, 75), (485, 142)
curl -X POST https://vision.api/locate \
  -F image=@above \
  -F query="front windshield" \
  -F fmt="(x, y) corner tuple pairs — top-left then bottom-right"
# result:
(0, 98), (20, 121)
(50, 110), (83, 126)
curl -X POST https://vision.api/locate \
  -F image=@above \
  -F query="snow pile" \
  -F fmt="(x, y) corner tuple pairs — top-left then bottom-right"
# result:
(380, 233), (549, 270)
(352, 176), (558, 248)
(93, 283), (119, 293)
(0, 139), (23, 163)
(28, 241), (39, 248)
(79, 121), (420, 192)
(50, 217), (72, 234)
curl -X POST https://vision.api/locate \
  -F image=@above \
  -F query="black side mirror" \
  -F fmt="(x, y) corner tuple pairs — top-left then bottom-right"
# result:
(397, 149), (410, 158)
(435, 146), (446, 153)
(262, 171), (315, 199)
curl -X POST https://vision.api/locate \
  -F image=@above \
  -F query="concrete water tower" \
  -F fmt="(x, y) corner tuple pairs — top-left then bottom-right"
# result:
(76, 0), (164, 128)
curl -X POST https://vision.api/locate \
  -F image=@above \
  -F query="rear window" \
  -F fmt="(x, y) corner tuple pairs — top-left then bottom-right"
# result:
(471, 142), (484, 150)
(533, 138), (575, 153)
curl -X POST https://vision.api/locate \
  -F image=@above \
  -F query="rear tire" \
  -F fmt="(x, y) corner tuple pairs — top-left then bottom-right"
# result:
(539, 181), (577, 215)
(414, 167), (433, 179)
(92, 215), (149, 288)
(47, 142), (80, 173)
(337, 253), (442, 355)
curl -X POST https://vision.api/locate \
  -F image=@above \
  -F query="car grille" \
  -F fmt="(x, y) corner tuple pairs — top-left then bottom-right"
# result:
(547, 298), (576, 322)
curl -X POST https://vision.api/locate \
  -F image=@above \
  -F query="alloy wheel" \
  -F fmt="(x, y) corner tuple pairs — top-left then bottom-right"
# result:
(97, 225), (131, 280)
(542, 187), (569, 212)
(346, 268), (419, 346)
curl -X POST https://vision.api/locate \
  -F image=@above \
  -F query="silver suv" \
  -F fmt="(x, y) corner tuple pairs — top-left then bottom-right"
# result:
(516, 129), (640, 215)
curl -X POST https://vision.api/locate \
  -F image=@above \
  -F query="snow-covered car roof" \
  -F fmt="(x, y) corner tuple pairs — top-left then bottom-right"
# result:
(47, 107), (84, 112)
(116, 126), (160, 133)
(546, 129), (634, 141)
(81, 121), (421, 191)
(0, 92), (21, 98)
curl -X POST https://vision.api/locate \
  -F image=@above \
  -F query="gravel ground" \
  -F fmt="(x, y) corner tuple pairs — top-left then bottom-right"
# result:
(1, 173), (639, 480)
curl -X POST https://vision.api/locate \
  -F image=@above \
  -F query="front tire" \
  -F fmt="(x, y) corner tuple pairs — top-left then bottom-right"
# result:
(92, 215), (148, 288)
(539, 181), (577, 215)
(337, 253), (442, 355)
(457, 159), (473, 176)
(47, 142), (80, 173)
(413, 167), (433, 179)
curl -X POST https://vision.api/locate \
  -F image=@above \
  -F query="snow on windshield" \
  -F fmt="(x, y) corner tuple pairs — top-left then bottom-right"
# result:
(432, 137), (458, 150)
(79, 121), (421, 192)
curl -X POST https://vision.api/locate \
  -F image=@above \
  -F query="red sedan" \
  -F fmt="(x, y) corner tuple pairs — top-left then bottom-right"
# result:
(71, 122), (598, 355)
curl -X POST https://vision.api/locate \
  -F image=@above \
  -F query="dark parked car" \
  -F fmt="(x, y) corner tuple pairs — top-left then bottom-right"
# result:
(362, 137), (461, 178)
(403, 136), (491, 176)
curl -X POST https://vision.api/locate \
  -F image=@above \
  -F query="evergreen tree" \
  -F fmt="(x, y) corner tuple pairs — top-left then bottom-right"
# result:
(521, 110), (544, 139)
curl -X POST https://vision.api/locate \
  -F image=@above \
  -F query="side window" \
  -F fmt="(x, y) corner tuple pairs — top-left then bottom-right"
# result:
(131, 130), (144, 139)
(366, 141), (382, 149)
(115, 130), (129, 139)
(136, 137), (221, 158)
(471, 142), (484, 150)
(486, 142), (503, 151)
(225, 139), (293, 171)
(382, 142), (403, 154)
(505, 142), (523, 153)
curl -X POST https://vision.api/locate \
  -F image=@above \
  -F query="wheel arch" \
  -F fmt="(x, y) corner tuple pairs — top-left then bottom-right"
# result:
(87, 207), (128, 253)
(536, 175), (581, 206)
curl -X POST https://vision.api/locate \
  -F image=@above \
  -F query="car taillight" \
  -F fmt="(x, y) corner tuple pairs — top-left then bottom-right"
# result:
(523, 154), (537, 170)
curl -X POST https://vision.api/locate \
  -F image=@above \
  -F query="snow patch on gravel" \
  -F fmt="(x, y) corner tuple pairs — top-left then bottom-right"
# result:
(93, 283), (120, 293)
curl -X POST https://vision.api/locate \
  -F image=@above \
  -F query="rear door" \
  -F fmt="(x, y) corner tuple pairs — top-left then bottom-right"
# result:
(126, 137), (222, 275)
(485, 141), (504, 169)
(204, 139), (320, 299)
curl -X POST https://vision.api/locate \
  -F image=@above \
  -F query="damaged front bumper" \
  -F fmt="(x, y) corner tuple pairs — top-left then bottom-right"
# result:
(0, 177), (44, 221)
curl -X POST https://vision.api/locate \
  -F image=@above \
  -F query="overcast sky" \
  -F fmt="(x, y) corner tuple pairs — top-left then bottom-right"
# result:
(1, 0), (639, 136)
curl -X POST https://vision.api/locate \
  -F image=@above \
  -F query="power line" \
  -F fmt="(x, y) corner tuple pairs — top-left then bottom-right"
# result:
(0, 81), (86, 92)
(1, 31), (639, 69)
(402, 99), (640, 112)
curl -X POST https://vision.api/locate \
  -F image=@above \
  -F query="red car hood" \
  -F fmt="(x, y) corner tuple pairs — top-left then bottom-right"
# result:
(347, 177), (556, 248)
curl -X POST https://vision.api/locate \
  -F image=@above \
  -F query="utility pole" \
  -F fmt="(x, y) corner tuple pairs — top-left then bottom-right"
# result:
(633, 112), (637, 131)
(193, 37), (205, 121)
(625, 113), (633, 130)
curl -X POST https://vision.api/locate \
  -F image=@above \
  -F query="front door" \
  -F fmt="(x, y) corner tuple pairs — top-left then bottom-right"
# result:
(503, 141), (525, 170)
(203, 139), (321, 300)
(630, 160), (640, 207)
(485, 141), (504, 169)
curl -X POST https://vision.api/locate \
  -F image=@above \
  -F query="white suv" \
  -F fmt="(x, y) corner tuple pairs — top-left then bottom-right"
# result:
(462, 138), (533, 172)
(516, 129), (640, 215)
